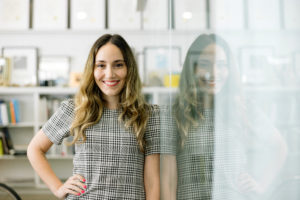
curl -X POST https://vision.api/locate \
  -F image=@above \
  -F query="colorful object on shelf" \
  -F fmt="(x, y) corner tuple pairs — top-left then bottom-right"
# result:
(164, 74), (180, 88)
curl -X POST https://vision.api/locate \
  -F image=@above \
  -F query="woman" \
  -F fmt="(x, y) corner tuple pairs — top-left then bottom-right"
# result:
(27, 34), (160, 199)
(161, 34), (287, 200)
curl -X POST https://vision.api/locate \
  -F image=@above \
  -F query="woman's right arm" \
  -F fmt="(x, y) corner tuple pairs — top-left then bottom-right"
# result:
(27, 129), (86, 199)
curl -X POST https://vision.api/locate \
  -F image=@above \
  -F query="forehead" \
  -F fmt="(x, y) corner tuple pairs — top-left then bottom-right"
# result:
(95, 43), (124, 61)
(199, 44), (227, 60)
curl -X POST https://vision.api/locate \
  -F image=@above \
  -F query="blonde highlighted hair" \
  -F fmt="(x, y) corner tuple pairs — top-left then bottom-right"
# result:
(69, 34), (150, 152)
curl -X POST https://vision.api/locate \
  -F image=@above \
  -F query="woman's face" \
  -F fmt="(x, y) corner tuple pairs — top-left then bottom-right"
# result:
(94, 43), (127, 103)
(194, 43), (229, 94)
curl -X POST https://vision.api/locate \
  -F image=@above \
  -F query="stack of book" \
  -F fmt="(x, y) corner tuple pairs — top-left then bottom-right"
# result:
(0, 99), (20, 126)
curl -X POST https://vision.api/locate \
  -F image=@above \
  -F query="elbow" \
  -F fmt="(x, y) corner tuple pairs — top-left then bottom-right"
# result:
(27, 140), (35, 161)
(27, 139), (44, 162)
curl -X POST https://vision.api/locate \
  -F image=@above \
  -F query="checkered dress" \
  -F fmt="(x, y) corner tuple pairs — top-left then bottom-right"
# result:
(42, 99), (160, 199)
(161, 107), (247, 200)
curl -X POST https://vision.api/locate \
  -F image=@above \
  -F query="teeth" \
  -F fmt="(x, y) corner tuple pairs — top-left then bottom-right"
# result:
(104, 81), (118, 86)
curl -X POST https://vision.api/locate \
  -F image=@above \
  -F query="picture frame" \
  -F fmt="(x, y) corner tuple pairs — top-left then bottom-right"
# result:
(0, 0), (30, 30)
(1, 47), (38, 86)
(38, 56), (70, 87)
(142, 0), (168, 30)
(210, 0), (245, 30)
(33, 0), (68, 30)
(174, 0), (207, 30)
(247, 0), (281, 30)
(293, 51), (300, 83)
(283, 0), (300, 30)
(0, 57), (12, 86)
(239, 46), (274, 85)
(70, 0), (105, 30)
(108, 0), (141, 30)
(144, 46), (182, 86)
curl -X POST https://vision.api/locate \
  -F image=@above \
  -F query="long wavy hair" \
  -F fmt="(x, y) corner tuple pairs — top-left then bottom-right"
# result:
(173, 34), (240, 147)
(69, 34), (150, 152)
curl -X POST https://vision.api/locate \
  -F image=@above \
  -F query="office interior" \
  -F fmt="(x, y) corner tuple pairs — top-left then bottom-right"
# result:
(0, 0), (299, 199)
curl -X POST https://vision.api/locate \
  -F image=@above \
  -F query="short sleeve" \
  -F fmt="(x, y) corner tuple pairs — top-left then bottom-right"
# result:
(144, 105), (161, 156)
(42, 99), (75, 145)
(160, 105), (178, 155)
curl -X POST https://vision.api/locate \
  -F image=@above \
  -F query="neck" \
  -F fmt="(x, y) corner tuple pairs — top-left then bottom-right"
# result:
(203, 93), (214, 109)
(104, 96), (120, 110)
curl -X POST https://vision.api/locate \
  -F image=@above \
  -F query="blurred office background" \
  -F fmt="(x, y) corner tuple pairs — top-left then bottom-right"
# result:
(0, 0), (299, 199)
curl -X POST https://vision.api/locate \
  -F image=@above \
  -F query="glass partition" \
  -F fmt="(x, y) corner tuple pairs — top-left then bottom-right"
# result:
(160, 0), (298, 200)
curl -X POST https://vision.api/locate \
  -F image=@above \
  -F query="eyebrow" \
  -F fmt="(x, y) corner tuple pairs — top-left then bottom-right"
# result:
(95, 59), (125, 63)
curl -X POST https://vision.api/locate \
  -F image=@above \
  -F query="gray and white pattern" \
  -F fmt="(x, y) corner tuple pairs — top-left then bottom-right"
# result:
(42, 99), (160, 200)
(161, 107), (247, 200)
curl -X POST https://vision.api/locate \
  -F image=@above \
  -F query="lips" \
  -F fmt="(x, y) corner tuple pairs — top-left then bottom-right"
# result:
(103, 80), (120, 87)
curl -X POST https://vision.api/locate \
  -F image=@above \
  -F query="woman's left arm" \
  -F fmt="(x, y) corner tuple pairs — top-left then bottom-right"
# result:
(144, 153), (160, 200)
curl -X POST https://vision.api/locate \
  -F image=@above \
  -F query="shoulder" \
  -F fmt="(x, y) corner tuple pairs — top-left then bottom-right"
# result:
(148, 104), (160, 114)
(61, 98), (74, 105)
(148, 104), (173, 114)
(59, 98), (75, 114)
(147, 104), (176, 125)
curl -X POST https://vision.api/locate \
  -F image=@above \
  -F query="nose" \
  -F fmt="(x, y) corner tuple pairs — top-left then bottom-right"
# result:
(105, 65), (114, 78)
(211, 63), (222, 79)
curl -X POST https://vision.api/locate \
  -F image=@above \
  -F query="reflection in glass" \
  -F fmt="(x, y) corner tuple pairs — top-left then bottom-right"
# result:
(161, 34), (288, 200)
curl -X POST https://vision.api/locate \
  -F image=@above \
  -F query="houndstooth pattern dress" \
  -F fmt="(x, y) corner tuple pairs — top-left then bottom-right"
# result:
(161, 107), (248, 200)
(42, 99), (160, 200)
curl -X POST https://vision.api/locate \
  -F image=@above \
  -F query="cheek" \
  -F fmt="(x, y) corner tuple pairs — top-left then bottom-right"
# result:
(119, 69), (128, 80)
(93, 69), (101, 80)
(223, 69), (229, 80)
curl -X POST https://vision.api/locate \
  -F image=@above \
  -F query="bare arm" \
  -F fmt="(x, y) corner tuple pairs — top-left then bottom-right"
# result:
(27, 129), (86, 199)
(144, 154), (160, 200)
(161, 154), (177, 200)
(258, 129), (287, 191)
(238, 129), (288, 194)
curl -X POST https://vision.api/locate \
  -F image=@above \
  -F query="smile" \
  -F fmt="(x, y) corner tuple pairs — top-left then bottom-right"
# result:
(103, 80), (120, 87)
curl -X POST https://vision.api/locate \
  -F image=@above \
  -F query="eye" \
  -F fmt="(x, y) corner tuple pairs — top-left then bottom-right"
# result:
(115, 63), (124, 68)
(217, 62), (228, 69)
(198, 60), (211, 68)
(96, 64), (105, 68)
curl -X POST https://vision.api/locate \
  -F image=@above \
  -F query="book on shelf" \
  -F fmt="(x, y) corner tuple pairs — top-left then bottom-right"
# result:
(12, 99), (20, 123)
(0, 127), (14, 155)
(39, 97), (48, 124)
(0, 138), (3, 155)
(0, 99), (20, 125)
(40, 97), (64, 124)
(0, 132), (8, 155)
(0, 100), (9, 125)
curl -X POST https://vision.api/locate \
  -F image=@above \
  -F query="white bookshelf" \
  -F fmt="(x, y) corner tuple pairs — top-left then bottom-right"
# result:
(0, 86), (176, 187)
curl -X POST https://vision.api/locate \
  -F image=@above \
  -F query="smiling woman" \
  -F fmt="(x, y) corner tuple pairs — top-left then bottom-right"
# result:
(93, 43), (127, 108)
(27, 34), (160, 200)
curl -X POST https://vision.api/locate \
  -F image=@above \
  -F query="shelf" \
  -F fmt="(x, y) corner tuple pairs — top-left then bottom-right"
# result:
(0, 86), (178, 94)
(0, 155), (27, 160)
(142, 87), (178, 93)
(46, 155), (73, 160)
(0, 86), (77, 95)
(0, 87), (36, 94)
(0, 179), (35, 188)
(243, 86), (300, 93)
(37, 87), (77, 95)
(1, 29), (300, 35)
(0, 122), (35, 128)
